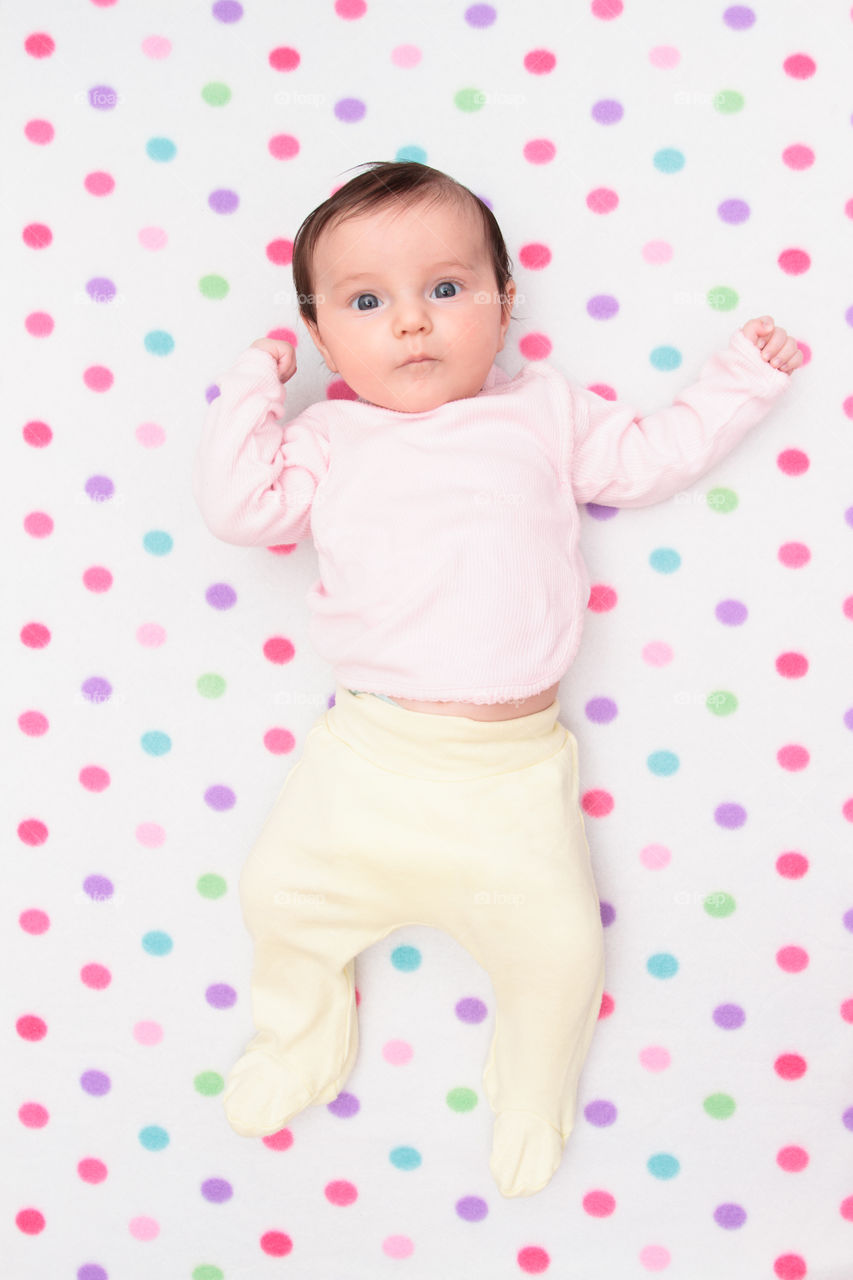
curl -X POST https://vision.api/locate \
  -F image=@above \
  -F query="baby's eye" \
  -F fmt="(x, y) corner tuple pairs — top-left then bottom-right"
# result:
(432, 280), (460, 299)
(351, 293), (381, 311)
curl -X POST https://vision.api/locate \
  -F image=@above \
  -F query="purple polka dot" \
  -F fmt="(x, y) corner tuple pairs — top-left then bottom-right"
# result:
(718, 199), (750, 225)
(843, 1106), (853, 1131)
(845, 505), (853, 528)
(328, 1090), (360, 1118)
(209, 188), (239, 214)
(722, 6), (755, 30)
(844, 708), (853, 731)
(600, 900), (615, 927)
(206, 382), (222, 406)
(81, 676), (113, 706)
(715, 599), (748, 625)
(86, 277), (116, 304)
(83, 875), (114, 903)
(713, 1003), (745, 1030)
(206, 983), (237, 1010)
(80, 1069), (111, 1097)
(204, 784), (236, 812)
(845, 306), (853, 328)
(334, 98), (366, 123)
(86, 475), (115, 503)
(584, 1099), (617, 1126)
(213, 0), (244, 21)
(715, 803), (746, 829)
(205, 583), (237, 610)
(843, 908), (853, 933)
(591, 99), (624, 125)
(585, 697), (617, 725)
(587, 295), (619, 320)
(714, 1201), (747, 1228)
(78, 1266), (107, 1280)
(201, 1177), (233, 1203)
(455, 997), (487, 1024)
(88, 85), (118, 110)
(456, 1194), (488, 1220)
(465, 4), (496, 26)
(476, 192), (494, 210)
(585, 503), (619, 521)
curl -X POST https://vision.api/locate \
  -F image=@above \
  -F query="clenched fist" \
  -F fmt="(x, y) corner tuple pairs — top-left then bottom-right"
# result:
(250, 338), (297, 383)
(740, 317), (803, 376)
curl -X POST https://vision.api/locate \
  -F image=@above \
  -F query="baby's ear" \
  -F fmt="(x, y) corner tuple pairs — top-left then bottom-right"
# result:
(304, 320), (338, 373)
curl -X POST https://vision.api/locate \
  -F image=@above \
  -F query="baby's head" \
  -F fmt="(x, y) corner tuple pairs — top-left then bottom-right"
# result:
(292, 161), (516, 414)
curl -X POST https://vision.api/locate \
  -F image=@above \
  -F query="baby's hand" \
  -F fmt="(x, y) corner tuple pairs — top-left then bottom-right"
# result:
(740, 316), (803, 375)
(250, 337), (297, 383)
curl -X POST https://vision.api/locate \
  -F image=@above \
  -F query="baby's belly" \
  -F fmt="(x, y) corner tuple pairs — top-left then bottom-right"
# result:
(390, 682), (561, 721)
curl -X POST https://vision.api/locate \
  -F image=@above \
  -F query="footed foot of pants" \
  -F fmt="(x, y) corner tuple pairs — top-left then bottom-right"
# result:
(223, 1048), (314, 1137)
(490, 1110), (565, 1198)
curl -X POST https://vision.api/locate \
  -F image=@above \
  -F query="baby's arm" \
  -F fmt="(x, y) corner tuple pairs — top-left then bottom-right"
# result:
(565, 318), (799, 508)
(192, 341), (329, 546)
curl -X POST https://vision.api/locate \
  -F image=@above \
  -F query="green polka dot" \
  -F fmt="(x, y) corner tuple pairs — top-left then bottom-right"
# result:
(200, 274), (229, 301)
(390, 1145), (422, 1170)
(195, 1070), (225, 1097)
(198, 673), (226, 699)
(454, 87), (485, 112)
(707, 486), (738, 513)
(446, 1087), (478, 1113)
(704, 1092), (736, 1119)
(707, 285), (738, 312)
(192, 1266), (224, 1280)
(198, 873), (227, 900)
(704, 890), (735, 918)
(714, 89), (744, 114)
(707, 689), (737, 716)
(202, 82), (231, 107)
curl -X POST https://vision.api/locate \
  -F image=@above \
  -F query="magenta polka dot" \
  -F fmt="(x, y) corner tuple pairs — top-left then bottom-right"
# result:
(335, 98), (366, 122)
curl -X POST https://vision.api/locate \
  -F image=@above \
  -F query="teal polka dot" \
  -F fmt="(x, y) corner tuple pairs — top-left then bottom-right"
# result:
(142, 930), (173, 956)
(143, 530), (173, 555)
(653, 147), (685, 173)
(141, 730), (172, 757)
(650, 345), (682, 372)
(649, 547), (681, 573)
(391, 945), (421, 972)
(647, 952), (678, 979)
(396, 145), (427, 164)
(144, 330), (175, 356)
(147, 137), (177, 162)
(648, 750), (679, 776)
(139, 1125), (169, 1151)
(390, 1145), (422, 1170)
(647, 1152), (680, 1179)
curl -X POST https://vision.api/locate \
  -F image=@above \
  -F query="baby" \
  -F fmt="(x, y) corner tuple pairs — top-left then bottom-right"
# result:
(193, 160), (801, 1197)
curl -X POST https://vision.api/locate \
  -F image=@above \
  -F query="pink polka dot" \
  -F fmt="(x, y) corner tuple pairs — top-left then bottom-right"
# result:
(778, 247), (810, 275)
(639, 1045), (671, 1071)
(641, 640), (673, 666)
(842, 797), (853, 823)
(841, 998), (853, 1024)
(336, 0), (366, 14)
(16, 1208), (46, 1235)
(524, 49), (556, 74)
(391, 44), (421, 68)
(136, 822), (165, 848)
(25, 32), (55, 58)
(139, 226), (167, 250)
(261, 1231), (293, 1257)
(269, 133), (300, 158)
(18, 710), (48, 737)
(79, 765), (110, 792)
(587, 187), (619, 213)
(846, 198), (853, 219)
(20, 909), (50, 935)
(523, 139), (556, 164)
(83, 366), (114, 392)
(582, 789), (614, 818)
(783, 53), (816, 79)
(776, 1145), (809, 1172)
(777, 448), (809, 475)
(129, 1216), (159, 1241)
(518, 1246), (550, 1273)
(382, 1039), (413, 1065)
(78, 1158), (108, 1184)
(25, 119), (55, 145)
(777, 946), (808, 973)
(843, 397), (853, 421)
(774, 1053), (806, 1081)
(262, 1128), (294, 1151)
(776, 851), (808, 879)
(25, 312), (54, 337)
(23, 512), (54, 539)
(263, 727), (297, 756)
(382, 1236), (414, 1259)
(325, 1179), (357, 1206)
(775, 651), (808, 678)
(583, 1188), (616, 1216)
(17, 1014), (47, 1043)
(23, 222), (52, 249)
(642, 240), (672, 264)
(774, 1255), (807, 1280)
(136, 420), (166, 447)
(82, 566), (113, 594)
(639, 843), (671, 870)
(639, 1244), (672, 1270)
(269, 46), (300, 72)
(778, 542), (810, 568)
(519, 332), (552, 360)
(519, 242), (552, 270)
(23, 418), (52, 447)
(141, 35), (171, 59)
(136, 622), (166, 648)
(782, 144), (814, 171)
(19, 1102), (49, 1128)
(588, 583), (617, 612)
(842, 1197), (853, 1223)
(648, 45), (680, 69)
(84, 171), (115, 196)
(776, 744), (809, 771)
(81, 963), (111, 990)
(133, 1021), (163, 1046)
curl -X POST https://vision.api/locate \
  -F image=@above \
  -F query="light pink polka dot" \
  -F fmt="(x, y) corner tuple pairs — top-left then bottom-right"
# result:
(129, 1216), (160, 1241)
(641, 641), (673, 666)
(642, 240), (672, 264)
(523, 139), (556, 164)
(139, 227), (167, 250)
(382, 1236), (414, 1259)
(135, 421), (166, 447)
(649, 45), (680, 69)
(639, 1244), (672, 1270)
(141, 35), (171, 59)
(136, 822), (166, 848)
(639, 1045), (671, 1071)
(640, 843), (671, 870)
(382, 1039), (413, 1065)
(134, 1021), (164, 1046)
(137, 623), (167, 648)
(392, 44), (421, 67)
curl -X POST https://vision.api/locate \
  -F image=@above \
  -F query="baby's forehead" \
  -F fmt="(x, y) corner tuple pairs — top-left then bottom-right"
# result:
(313, 199), (488, 275)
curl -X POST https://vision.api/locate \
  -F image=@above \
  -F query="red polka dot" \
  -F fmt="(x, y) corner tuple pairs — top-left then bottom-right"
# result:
(778, 542), (810, 568)
(519, 243), (552, 270)
(776, 1145), (809, 1172)
(582, 789), (614, 818)
(783, 53), (816, 80)
(588, 583), (617, 612)
(518, 1245), (550, 1273)
(267, 238), (293, 266)
(269, 46), (300, 72)
(582, 1188), (616, 1216)
(23, 223), (52, 249)
(774, 1053), (807, 1080)
(776, 851), (808, 879)
(782, 144), (814, 171)
(260, 1230), (293, 1256)
(523, 139), (556, 164)
(16, 1207), (46, 1235)
(519, 332), (552, 360)
(24, 33), (55, 58)
(262, 636), (296, 664)
(777, 744), (809, 771)
(524, 49), (556, 74)
(777, 448), (809, 476)
(17, 1014), (47, 1042)
(775, 651), (808, 678)
(19, 1102), (49, 1128)
(587, 187), (619, 214)
(773, 1253), (807, 1280)
(776, 946), (808, 973)
(778, 248), (810, 275)
(325, 1179), (358, 1205)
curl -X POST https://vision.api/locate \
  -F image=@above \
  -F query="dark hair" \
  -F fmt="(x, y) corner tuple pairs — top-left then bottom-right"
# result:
(291, 160), (515, 328)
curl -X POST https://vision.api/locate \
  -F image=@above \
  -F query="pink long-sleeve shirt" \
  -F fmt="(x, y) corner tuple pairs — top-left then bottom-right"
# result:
(192, 328), (792, 704)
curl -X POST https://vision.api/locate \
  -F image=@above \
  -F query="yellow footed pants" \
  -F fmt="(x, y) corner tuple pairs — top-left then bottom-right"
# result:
(223, 684), (606, 1198)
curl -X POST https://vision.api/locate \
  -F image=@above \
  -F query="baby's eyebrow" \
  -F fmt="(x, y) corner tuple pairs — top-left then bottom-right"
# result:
(333, 261), (477, 289)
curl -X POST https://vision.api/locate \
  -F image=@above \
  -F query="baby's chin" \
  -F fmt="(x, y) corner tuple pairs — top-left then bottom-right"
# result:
(356, 369), (483, 413)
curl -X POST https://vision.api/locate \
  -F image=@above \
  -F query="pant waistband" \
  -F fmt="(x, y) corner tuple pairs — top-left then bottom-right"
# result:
(325, 684), (569, 780)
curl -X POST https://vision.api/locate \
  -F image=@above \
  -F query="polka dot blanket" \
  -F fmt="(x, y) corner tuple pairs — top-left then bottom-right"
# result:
(7, 1), (852, 1277)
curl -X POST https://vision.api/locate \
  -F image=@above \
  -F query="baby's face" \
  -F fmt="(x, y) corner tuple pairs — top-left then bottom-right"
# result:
(304, 197), (515, 413)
